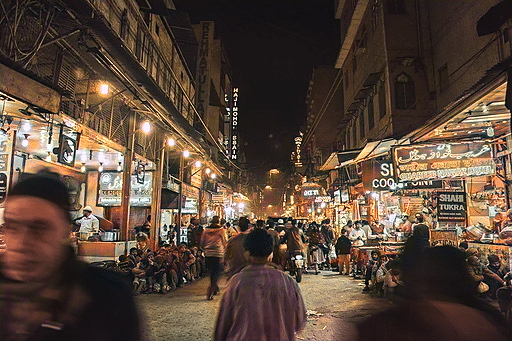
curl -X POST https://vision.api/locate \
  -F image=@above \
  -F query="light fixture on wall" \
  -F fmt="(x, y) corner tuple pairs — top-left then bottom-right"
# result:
(81, 163), (86, 172)
(141, 121), (151, 134)
(98, 162), (104, 172)
(167, 138), (175, 147)
(21, 134), (29, 147)
(183, 150), (190, 158)
(117, 162), (122, 172)
(99, 83), (109, 95)
(46, 152), (52, 162)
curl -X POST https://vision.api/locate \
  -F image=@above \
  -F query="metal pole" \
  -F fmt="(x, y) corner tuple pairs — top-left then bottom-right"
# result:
(150, 136), (165, 251)
(120, 112), (136, 241)
(176, 155), (184, 242)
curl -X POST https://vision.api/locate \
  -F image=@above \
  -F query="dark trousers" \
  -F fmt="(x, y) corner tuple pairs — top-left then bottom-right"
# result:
(205, 256), (222, 296)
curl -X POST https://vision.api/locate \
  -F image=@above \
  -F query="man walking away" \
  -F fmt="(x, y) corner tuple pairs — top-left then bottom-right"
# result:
(225, 216), (252, 279)
(335, 229), (352, 275)
(215, 229), (306, 341)
(201, 216), (227, 300)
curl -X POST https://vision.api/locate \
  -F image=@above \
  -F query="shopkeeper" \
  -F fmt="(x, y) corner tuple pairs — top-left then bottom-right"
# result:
(76, 206), (100, 233)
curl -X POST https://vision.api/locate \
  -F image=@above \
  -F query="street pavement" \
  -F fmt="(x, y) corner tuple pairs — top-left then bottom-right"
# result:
(136, 270), (388, 341)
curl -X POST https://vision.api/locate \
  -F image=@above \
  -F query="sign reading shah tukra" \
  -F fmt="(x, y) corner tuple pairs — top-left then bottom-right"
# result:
(393, 141), (495, 182)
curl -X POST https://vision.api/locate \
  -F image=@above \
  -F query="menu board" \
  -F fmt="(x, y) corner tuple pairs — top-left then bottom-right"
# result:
(393, 141), (495, 182)
(97, 171), (152, 207)
(436, 191), (467, 222)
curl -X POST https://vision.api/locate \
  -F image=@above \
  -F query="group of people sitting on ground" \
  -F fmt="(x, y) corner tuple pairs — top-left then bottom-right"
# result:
(115, 232), (207, 295)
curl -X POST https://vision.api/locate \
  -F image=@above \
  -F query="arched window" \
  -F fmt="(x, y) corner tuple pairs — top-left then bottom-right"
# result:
(395, 73), (415, 109)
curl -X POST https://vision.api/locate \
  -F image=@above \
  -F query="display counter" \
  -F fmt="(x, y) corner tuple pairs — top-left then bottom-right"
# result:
(77, 241), (127, 263)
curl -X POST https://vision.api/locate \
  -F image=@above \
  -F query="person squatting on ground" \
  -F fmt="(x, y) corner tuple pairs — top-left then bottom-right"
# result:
(0, 172), (142, 341)
(215, 228), (306, 341)
(201, 215), (227, 300)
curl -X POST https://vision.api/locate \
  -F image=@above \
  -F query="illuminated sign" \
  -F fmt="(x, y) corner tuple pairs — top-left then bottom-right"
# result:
(363, 159), (443, 191)
(303, 189), (319, 196)
(195, 22), (214, 119)
(97, 171), (152, 207)
(231, 87), (239, 160)
(294, 132), (303, 167)
(314, 196), (332, 203)
(393, 141), (495, 182)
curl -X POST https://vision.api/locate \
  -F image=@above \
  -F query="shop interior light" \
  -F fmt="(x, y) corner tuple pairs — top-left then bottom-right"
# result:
(99, 83), (109, 95)
(22, 121), (30, 132)
(211, 173), (216, 179)
(117, 162), (122, 172)
(21, 134), (29, 147)
(46, 152), (51, 162)
(238, 202), (245, 209)
(205, 168), (211, 174)
(141, 121), (151, 134)
(98, 162), (104, 172)
(81, 163), (86, 172)
(194, 160), (202, 168)
(183, 150), (190, 158)
(167, 138), (175, 147)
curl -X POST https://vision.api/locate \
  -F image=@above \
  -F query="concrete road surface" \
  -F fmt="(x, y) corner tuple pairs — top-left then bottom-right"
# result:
(136, 270), (387, 341)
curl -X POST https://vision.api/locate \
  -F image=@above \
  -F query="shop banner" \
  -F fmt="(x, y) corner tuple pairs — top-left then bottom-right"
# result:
(430, 229), (458, 247)
(437, 191), (467, 222)
(393, 141), (495, 182)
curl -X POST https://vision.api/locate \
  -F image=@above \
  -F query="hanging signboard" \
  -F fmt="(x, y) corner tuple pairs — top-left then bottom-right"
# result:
(97, 171), (152, 207)
(393, 141), (495, 182)
(430, 229), (458, 247)
(436, 191), (467, 222)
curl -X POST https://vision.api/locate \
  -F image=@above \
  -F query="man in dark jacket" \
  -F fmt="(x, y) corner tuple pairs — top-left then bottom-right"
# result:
(335, 229), (352, 275)
(0, 172), (141, 341)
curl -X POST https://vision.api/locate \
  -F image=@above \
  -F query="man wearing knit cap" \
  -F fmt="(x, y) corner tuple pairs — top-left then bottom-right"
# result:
(75, 205), (100, 234)
(0, 172), (142, 340)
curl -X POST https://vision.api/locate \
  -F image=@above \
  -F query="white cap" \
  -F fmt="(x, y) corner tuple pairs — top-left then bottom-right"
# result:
(83, 206), (93, 213)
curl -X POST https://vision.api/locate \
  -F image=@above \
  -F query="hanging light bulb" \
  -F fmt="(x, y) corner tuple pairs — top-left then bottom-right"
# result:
(167, 138), (175, 147)
(21, 134), (29, 147)
(194, 160), (202, 168)
(205, 168), (211, 175)
(141, 121), (151, 134)
(211, 173), (217, 179)
(99, 83), (109, 95)
(46, 152), (52, 162)
(22, 121), (31, 132)
(99, 162), (104, 172)
(183, 150), (190, 158)
(81, 163), (86, 172)
(117, 162), (122, 172)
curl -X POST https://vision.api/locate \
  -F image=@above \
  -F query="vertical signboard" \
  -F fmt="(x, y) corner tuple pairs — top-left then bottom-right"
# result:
(224, 91), (231, 155)
(195, 22), (214, 119)
(437, 191), (467, 223)
(231, 87), (239, 160)
(0, 131), (13, 205)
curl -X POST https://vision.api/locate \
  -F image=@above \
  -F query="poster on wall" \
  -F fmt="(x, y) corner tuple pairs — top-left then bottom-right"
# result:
(437, 191), (467, 222)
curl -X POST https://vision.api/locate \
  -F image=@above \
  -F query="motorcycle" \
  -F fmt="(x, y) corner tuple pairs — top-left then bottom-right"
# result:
(288, 250), (305, 283)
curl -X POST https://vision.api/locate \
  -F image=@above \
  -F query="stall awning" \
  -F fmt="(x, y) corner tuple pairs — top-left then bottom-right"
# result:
(319, 149), (361, 171)
(354, 138), (397, 163)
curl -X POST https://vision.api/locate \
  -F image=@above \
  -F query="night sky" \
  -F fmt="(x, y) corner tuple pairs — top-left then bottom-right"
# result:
(174, 0), (340, 174)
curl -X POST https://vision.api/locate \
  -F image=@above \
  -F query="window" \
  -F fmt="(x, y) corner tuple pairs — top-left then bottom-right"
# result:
(386, 0), (406, 14)
(368, 97), (375, 130)
(379, 83), (386, 119)
(395, 73), (415, 109)
(438, 63), (449, 93)
(359, 110), (365, 139)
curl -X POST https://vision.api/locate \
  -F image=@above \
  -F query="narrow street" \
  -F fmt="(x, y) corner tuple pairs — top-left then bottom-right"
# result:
(136, 270), (387, 341)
